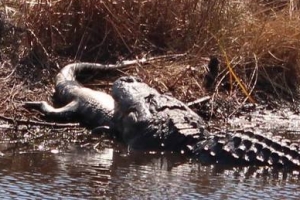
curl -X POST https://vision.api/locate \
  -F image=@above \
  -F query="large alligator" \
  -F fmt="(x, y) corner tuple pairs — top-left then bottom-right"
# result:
(24, 60), (300, 169)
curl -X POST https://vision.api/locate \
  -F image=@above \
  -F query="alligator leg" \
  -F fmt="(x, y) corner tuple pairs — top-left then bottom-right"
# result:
(23, 101), (78, 120)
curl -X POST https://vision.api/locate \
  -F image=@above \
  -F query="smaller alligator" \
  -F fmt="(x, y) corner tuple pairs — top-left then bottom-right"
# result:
(23, 59), (149, 129)
(23, 54), (184, 128)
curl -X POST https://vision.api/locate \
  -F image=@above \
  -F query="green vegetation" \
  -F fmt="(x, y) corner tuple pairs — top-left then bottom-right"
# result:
(1, 0), (300, 104)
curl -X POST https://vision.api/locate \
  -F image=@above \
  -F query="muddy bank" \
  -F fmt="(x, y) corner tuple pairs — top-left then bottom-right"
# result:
(1, 2), (300, 154)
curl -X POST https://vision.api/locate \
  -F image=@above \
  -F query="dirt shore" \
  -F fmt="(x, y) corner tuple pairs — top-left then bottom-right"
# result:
(1, 1), (300, 153)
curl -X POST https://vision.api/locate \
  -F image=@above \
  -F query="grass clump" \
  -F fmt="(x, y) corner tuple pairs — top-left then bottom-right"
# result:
(222, 3), (300, 100)
(20, 0), (238, 61)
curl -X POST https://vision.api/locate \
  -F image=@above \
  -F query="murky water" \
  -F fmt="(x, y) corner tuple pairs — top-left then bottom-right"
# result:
(0, 143), (299, 199)
(1, 108), (300, 200)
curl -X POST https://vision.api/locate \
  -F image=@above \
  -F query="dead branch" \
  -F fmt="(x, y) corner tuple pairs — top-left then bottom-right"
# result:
(0, 114), (80, 128)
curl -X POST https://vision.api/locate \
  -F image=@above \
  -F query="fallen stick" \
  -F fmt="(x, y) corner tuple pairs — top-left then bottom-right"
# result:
(187, 96), (211, 107)
(0, 114), (80, 128)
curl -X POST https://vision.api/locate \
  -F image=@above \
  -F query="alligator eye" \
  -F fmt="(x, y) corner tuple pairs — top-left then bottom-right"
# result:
(121, 76), (134, 83)
(135, 77), (142, 82)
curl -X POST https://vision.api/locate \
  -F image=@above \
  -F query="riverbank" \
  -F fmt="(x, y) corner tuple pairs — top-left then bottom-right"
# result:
(1, 1), (300, 151)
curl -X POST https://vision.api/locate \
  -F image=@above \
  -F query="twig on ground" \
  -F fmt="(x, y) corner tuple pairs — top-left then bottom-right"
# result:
(0, 114), (80, 128)
(187, 96), (211, 107)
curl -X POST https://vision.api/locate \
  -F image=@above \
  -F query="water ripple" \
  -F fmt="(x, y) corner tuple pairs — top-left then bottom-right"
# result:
(0, 147), (299, 199)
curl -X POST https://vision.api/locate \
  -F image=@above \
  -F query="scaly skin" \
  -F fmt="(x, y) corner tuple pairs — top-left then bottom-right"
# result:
(193, 129), (300, 167)
(112, 76), (300, 169)
(24, 59), (147, 128)
(112, 76), (209, 150)
(24, 61), (300, 169)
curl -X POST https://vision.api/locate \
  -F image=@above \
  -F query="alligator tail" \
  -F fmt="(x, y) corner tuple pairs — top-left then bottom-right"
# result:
(55, 60), (147, 84)
(193, 130), (300, 168)
(55, 54), (185, 85)
(54, 60), (147, 102)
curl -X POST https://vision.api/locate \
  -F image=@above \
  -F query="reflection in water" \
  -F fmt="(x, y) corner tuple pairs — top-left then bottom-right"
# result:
(0, 144), (299, 199)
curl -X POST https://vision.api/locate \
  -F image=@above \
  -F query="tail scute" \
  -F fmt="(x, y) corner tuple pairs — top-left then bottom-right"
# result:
(193, 130), (300, 168)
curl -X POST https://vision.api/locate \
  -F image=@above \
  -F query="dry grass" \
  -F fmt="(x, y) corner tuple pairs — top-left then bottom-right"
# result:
(18, 0), (237, 60)
(1, 0), (300, 107)
(222, 2), (300, 100)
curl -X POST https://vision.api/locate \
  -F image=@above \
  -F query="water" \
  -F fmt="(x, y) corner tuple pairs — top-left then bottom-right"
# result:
(0, 144), (299, 199)
(1, 112), (300, 200)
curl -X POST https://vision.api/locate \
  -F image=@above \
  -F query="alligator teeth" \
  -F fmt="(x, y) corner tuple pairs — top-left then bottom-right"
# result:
(268, 160), (274, 165)
(284, 154), (293, 161)
(186, 145), (193, 150)
(245, 151), (257, 162)
(247, 145), (257, 154)
(210, 151), (216, 156)
(257, 156), (264, 162)
(278, 159), (284, 166)
(204, 145), (210, 151)
(223, 142), (235, 152)
(292, 159), (300, 166)
(253, 147), (261, 156)
(238, 144), (247, 151)
(223, 146), (230, 152)
(268, 152), (280, 165)
(193, 135), (200, 139)
(244, 155), (250, 161)
(257, 148), (271, 162)
(210, 142), (224, 156)
(232, 153), (240, 159)
(237, 148), (245, 158)
(242, 139), (252, 150)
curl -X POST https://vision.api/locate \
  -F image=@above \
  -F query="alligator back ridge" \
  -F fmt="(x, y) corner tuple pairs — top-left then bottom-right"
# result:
(193, 129), (300, 168)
